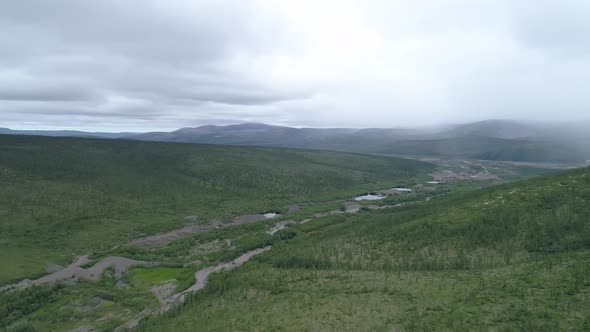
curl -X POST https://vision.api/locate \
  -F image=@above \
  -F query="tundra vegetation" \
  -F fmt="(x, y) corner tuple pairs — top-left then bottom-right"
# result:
(0, 134), (432, 283)
(139, 167), (590, 331)
(1, 134), (587, 331)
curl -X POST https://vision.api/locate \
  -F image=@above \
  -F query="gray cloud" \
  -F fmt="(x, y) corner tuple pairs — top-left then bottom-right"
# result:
(0, 0), (589, 130)
(0, 0), (299, 128)
(0, 73), (101, 102)
(513, 0), (590, 57)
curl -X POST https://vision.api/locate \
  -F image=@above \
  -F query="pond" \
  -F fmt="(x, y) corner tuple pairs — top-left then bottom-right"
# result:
(354, 194), (386, 201)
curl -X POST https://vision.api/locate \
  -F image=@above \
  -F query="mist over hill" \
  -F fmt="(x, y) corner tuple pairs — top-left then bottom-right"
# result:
(132, 120), (590, 163)
(2, 120), (589, 163)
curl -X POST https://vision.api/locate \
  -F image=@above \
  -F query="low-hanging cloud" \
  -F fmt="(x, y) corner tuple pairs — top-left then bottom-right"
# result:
(0, 0), (589, 131)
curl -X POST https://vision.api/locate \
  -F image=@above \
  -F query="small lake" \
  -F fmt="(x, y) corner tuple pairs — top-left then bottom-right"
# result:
(263, 212), (279, 219)
(354, 194), (386, 201)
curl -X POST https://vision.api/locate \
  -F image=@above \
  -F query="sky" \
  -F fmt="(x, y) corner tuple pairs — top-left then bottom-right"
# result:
(1, 0), (589, 132)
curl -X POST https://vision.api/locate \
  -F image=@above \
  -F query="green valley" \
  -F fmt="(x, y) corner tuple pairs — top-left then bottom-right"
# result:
(0, 135), (588, 331)
(0, 134), (432, 283)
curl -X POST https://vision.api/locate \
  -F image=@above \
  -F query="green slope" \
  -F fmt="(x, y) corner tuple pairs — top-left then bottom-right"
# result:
(140, 167), (590, 331)
(0, 134), (433, 283)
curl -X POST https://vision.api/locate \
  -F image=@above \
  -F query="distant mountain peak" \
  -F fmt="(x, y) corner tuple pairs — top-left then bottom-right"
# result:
(131, 120), (590, 162)
(231, 122), (275, 129)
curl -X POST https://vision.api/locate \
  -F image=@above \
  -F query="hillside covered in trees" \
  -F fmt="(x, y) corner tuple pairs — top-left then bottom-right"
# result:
(139, 167), (590, 331)
(0, 134), (433, 283)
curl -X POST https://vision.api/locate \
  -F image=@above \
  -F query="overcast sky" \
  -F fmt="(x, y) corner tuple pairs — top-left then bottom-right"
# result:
(1, 0), (589, 131)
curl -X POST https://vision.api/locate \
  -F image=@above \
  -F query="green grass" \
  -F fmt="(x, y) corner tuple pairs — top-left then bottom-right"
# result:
(138, 167), (590, 331)
(129, 267), (191, 287)
(0, 134), (433, 283)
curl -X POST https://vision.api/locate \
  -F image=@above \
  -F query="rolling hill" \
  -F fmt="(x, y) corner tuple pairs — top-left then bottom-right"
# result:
(139, 166), (590, 331)
(0, 127), (135, 139)
(133, 120), (590, 163)
(0, 134), (433, 283)
(3, 120), (589, 163)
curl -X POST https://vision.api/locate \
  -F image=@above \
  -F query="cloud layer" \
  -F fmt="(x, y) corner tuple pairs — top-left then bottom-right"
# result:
(1, 0), (589, 130)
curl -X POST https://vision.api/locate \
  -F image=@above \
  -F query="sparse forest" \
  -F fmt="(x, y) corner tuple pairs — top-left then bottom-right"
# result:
(138, 167), (590, 331)
(0, 135), (432, 283)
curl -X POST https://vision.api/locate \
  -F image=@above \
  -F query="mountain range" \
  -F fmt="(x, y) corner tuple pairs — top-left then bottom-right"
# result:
(2, 120), (589, 162)
(132, 120), (590, 162)
(0, 128), (134, 139)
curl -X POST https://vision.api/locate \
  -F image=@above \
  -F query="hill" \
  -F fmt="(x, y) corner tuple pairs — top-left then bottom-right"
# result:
(376, 135), (587, 162)
(138, 167), (590, 331)
(0, 127), (135, 139)
(2, 120), (589, 162)
(0, 134), (433, 283)
(133, 121), (590, 163)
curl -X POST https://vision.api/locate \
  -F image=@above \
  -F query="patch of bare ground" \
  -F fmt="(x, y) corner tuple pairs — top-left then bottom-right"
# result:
(268, 220), (297, 234)
(344, 202), (361, 212)
(430, 170), (499, 181)
(151, 283), (177, 305)
(45, 263), (64, 273)
(128, 220), (221, 248)
(3, 256), (155, 290)
(129, 212), (282, 249)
